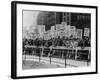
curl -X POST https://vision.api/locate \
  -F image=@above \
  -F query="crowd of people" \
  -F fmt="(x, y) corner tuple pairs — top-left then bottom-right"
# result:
(23, 36), (91, 61)
(23, 36), (90, 48)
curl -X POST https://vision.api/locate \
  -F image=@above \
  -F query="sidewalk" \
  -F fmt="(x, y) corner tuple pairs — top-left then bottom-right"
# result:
(23, 55), (90, 68)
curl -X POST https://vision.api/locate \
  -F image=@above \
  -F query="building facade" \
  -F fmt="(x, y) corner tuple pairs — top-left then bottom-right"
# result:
(37, 11), (64, 31)
(37, 11), (91, 39)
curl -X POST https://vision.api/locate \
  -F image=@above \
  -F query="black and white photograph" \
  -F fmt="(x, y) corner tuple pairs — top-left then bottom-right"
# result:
(22, 11), (91, 69)
(11, 1), (97, 79)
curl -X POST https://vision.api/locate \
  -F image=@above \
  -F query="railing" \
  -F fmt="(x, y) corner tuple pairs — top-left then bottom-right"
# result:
(23, 45), (91, 67)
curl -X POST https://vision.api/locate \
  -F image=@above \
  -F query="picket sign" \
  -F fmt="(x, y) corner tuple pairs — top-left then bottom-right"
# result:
(76, 29), (83, 39)
(84, 28), (90, 37)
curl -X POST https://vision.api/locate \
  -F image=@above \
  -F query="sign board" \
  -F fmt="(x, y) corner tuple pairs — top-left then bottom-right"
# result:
(70, 26), (76, 35)
(43, 32), (48, 40)
(61, 22), (67, 25)
(64, 25), (76, 38)
(41, 25), (45, 33)
(76, 29), (83, 39)
(84, 28), (90, 37)
(50, 30), (54, 38)
(64, 25), (70, 38)
(54, 30), (58, 38)
(47, 30), (52, 40)
(37, 25), (46, 38)
(56, 24), (65, 31)
(55, 23), (67, 38)
(51, 26), (55, 32)
(43, 30), (52, 40)
(59, 29), (65, 38)
(56, 24), (62, 31)
(30, 33), (35, 40)
(37, 25), (45, 34)
(25, 31), (31, 39)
